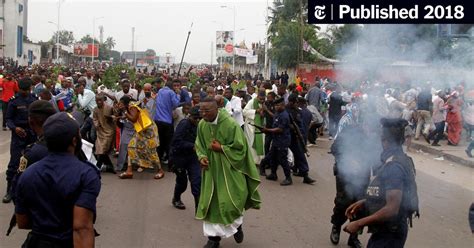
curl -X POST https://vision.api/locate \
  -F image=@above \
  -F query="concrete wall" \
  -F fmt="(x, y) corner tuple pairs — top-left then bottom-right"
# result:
(1, 0), (28, 63)
(19, 42), (40, 65)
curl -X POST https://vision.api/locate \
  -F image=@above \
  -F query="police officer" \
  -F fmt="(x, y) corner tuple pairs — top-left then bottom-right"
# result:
(3, 77), (37, 203)
(329, 124), (372, 248)
(343, 118), (414, 248)
(170, 106), (201, 211)
(261, 97), (293, 186)
(7, 100), (57, 236)
(286, 93), (315, 185)
(15, 112), (101, 248)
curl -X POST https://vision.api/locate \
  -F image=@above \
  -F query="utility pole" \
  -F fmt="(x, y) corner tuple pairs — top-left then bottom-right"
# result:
(211, 41), (214, 67)
(264, 0), (269, 79)
(56, 0), (61, 64)
(131, 27), (135, 66)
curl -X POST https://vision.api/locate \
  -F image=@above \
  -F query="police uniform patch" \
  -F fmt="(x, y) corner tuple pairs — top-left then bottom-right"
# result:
(18, 156), (28, 172)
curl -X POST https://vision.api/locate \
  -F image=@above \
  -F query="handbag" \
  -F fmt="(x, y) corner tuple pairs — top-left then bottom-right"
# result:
(132, 104), (153, 133)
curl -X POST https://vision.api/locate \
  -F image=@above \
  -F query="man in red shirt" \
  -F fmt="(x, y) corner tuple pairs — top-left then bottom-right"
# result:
(1, 73), (19, 130)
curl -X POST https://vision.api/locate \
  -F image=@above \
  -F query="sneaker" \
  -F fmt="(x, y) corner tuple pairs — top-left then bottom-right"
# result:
(233, 225), (244, 243)
(347, 234), (362, 248)
(266, 173), (278, 181)
(330, 225), (341, 245)
(280, 177), (293, 186)
(172, 198), (186, 210)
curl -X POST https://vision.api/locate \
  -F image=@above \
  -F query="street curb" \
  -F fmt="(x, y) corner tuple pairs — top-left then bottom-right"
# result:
(411, 143), (474, 169)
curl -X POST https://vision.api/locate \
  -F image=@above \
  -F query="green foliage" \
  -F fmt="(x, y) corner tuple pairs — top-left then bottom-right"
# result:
(101, 65), (136, 90)
(50, 30), (75, 46)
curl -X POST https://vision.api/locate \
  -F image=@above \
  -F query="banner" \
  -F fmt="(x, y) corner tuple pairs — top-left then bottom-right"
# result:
(74, 43), (99, 57)
(216, 31), (234, 57)
(246, 55), (258, 64)
(235, 48), (253, 57)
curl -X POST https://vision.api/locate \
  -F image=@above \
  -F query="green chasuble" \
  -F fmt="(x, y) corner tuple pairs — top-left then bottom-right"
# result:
(195, 109), (261, 225)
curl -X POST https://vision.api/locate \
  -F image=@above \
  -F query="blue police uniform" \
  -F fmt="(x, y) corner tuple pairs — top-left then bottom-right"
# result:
(365, 146), (409, 248)
(15, 112), (101, 247)
(287, 106), (310, 175)
(170, 117), (201, 208)
(5, 93), (37, 184)
(261, 109), (291, 178)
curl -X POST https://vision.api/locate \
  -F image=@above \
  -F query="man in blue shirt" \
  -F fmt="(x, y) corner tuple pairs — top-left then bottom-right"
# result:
(154, 79), (181, 165)
(15, 112), (101, 248)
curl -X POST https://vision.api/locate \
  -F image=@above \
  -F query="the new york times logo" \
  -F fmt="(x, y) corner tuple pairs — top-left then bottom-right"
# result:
(307, 0), (474, 24)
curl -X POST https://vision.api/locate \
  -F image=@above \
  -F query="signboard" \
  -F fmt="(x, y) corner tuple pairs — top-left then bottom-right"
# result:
(74, 43), (99, 57)
(235, 48), (253, 57)
(216, 31), (234, 57)
(246, 55), (258, 64)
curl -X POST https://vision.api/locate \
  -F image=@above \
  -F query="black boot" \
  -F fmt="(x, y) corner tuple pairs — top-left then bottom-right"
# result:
(172, 197), (186, 210)
(259, 164), (266, 176)
(303, 175), (316, 185)
(348, 234), (362, 248)
(203, 237), (220, 248)
(233, 225), (244, 243)
(280, 176), (293, 186)
(330, 225), (341, 245)
(2, 181), (12, 204)
(266, 173), (278, 181)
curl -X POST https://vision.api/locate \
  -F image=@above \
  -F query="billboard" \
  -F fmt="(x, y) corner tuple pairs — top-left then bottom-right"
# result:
(216, 31), (234, 57)
(74, 43), (99, 57)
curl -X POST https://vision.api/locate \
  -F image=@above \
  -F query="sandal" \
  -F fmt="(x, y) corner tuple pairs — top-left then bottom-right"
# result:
(154, 170), (165, 180)
(118, 172), (133, 179)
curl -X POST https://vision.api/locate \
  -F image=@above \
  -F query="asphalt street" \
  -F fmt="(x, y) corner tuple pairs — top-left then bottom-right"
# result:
(0, 129), (472, 248)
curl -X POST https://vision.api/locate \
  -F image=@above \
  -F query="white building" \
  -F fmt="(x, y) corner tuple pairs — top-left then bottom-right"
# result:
(0, 0), (39, 66)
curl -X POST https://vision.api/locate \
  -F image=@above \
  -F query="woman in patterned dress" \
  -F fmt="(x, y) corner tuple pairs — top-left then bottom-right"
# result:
(117, 95), (164, 179)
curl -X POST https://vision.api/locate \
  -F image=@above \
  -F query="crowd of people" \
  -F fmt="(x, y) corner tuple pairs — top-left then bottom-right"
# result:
(0, 62), (471, 248)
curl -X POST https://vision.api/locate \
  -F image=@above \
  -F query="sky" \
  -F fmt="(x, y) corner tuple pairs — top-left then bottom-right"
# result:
(28, 0), (269, 64)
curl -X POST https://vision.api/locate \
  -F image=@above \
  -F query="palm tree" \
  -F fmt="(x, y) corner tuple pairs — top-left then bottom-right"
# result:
(104, 37), (116, 50)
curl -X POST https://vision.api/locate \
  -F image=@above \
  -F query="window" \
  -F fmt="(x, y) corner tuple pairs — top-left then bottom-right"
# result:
(17, 26), (23, 57)
(19, 4), (23, 13)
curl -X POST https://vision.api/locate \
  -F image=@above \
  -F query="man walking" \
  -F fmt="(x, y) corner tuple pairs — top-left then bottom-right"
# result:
(154, 79), (181, 165)
(415, 85), (433, 141)
(195, 98), (261, 248)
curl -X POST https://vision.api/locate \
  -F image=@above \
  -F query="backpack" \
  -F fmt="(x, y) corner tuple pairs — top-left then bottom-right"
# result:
(390, 153), (420, 227)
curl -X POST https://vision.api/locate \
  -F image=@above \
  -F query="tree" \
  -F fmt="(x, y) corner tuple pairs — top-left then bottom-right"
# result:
(79, 35), (99, 44)
(104, 37), (116, 50)
(50, 30), (75, 46)
(268, 0), (327, 68)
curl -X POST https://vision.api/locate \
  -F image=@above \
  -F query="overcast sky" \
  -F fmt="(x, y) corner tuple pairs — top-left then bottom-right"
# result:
(28, 0), (269, 64)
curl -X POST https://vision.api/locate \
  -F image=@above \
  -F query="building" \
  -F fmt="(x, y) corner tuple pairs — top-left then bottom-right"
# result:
(0, 0), (40, 66)
(121, 49), (157, 67)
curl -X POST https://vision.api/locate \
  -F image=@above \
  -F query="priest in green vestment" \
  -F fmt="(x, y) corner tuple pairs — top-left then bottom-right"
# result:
(195, 97), (261, 248)
(243, 89), (266, 165)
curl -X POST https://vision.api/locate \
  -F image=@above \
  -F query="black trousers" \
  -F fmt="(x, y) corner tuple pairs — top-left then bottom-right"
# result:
(173, 158), (201, 200)
(308, 123), (323, 144)
(155, 121), (174, 162)
(331, 173), (367, 227)
(7, 131), (34, 182)
(96, 154), (113, 169)
(2, 101), (8, 128)
(428, 121), (445, 144)
(262, 146), (290, 177)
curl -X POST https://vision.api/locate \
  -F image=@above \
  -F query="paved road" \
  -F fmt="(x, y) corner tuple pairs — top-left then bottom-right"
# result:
(0, 129), (472, 248)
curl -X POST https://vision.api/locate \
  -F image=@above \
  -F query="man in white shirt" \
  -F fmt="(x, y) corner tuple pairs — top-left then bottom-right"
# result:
(75, 83), (98, 142)
(224, 87), (244, 127)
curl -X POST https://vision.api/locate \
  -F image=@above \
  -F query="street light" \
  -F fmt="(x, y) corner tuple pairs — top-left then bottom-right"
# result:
(48, 21), (60, 63)
(92, 16), (104, 64)
(220, 5), (236, 74)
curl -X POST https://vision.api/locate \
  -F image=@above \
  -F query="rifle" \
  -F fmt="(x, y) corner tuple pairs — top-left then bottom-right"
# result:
(288, 113), (310, 157)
